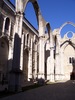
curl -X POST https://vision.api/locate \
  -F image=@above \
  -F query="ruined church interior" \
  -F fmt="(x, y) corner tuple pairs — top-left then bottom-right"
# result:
(0, 0), (75, 91)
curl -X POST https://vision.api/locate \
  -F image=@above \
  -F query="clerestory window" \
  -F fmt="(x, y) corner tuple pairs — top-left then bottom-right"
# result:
(69, 57), (75, 64)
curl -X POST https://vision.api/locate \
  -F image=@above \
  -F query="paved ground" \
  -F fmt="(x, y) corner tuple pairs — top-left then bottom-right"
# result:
(0, 80), (75, 100)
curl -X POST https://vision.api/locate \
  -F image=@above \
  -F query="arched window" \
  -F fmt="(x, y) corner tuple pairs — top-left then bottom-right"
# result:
(69, 57), (72, 63)
(5, 18), (10, 30)
(72, 57), (75, 63)
(27, 34), (30, 47)
(69, 57), (75, 64)
(23, 34), (25, 49)
(30, 38), (31, 49)
(4, 17), (11, 36)
(25, 2), (38, 30)
(27, 34), (29, 45)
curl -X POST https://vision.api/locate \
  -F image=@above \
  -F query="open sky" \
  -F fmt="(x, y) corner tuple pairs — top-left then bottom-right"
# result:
(10, 0), (75, 38)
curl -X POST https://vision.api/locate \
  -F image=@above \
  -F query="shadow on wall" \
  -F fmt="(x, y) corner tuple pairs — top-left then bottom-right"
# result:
(45, 50), (50, 80)
(45, 50), (50, 62)
(70, 57), (75, 80)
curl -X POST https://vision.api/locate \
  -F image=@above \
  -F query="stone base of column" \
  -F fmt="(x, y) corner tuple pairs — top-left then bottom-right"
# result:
(38, 73), (44, 79)
(8, 69), (22, 92)
(47, 74), (50, 80)
(55, 74), (64, 81)
(50, 74), (55, 82)
(28, 73), (32, 81)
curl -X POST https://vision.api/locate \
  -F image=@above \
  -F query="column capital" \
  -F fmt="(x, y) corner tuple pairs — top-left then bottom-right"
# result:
(15, 11), (24, 17)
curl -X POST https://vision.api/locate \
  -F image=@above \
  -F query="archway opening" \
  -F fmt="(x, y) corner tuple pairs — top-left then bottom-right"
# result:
(60, 22), (75, 38)
(67, 31), (73, 39)
(0, 38), (9, 83)
(5, 18), (10, 31)
(24, 2), (38, 30)
(9, 0), (15, 5)
(61, 42), (75, 80)
(44, 23), (51, 80)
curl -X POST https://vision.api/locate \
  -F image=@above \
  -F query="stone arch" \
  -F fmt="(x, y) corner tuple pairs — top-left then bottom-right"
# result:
(45, 22), (51, 36)
(2, 17), (11, 37)
(5, 18), (10, 30)
(26, 0), (41, 23)
(16, 0), (41, 23)
(44, 22), (52, 80)
(54, 35), (59, 51)
(60, 40), (75, 80)
(60, 40), (75, 50)
(23, 34), (26, 49)
(23, 33), (31, 81)
(64, 44), (75, 80)
(15, 0), (44, 34)
(27, 34), (30, 46)
(0, 16), (12, 79)
(0, 37), (9, 82)
(64, 31), (74, 39)
(59, 21), (75, 34)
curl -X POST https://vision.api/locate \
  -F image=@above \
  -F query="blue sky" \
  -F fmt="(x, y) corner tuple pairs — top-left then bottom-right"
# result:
(10, 0), (75, 38)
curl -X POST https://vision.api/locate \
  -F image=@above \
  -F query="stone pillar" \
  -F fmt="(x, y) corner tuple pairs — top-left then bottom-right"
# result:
(20, 34), (24, 70)
(10, 24), (15, 61)
(49, 31), (55, 82)
(38, 12), (45, 79)
(55, 40), (61, 81)
(50, 46), (54, 82)
(47, 57), (50, 80)
(2, 17), (6, 34)
(60, 49), (64, 80)
(25, 34), (27, 47)
(8, 20), (11, 36)
(34, 44), (38, 80)
(38, 38), (45, 79)
(28, 39), (33, 81)
(8, 12), (23, 92)
(8, 40), (12, 71)
(45, 40), (50, 80)
(55, 53), (60, 81)
(8, 23), (14, 69)
(12, 12), (23, 69)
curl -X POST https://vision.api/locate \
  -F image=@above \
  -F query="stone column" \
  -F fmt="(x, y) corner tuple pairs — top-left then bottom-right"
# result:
(2, 17), (6, 34)
(25, 34), (27, 47)
(47, 56), (50, 80)
(8, 23), (15, 77)
(34, 44), (38, 80)
(45, 40), (50, 80)
(20, 34), (24, 70)
(38, 12), (45, 79)
(49, 31), (55, 82)
(8, 20), (11, 36)
(60, 49), (64, 80)
(55, 38), (61, 81)
(38, 37), (45, 79)
(50, 46), (54, 82)
(8, 40), (12, 71)
(55, 52), (60, 81)
(12, 12), (23, 69)
(8, 12), (23, 92)
(28, 39), (33, 81)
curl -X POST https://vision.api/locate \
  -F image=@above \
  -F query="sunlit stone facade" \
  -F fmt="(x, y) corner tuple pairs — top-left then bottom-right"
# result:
(0, 0), (75, 92)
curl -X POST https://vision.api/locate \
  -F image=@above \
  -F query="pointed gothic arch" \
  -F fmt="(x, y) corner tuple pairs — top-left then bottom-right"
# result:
(15, 0), (43, 28)
(45, 22), (51, 39)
